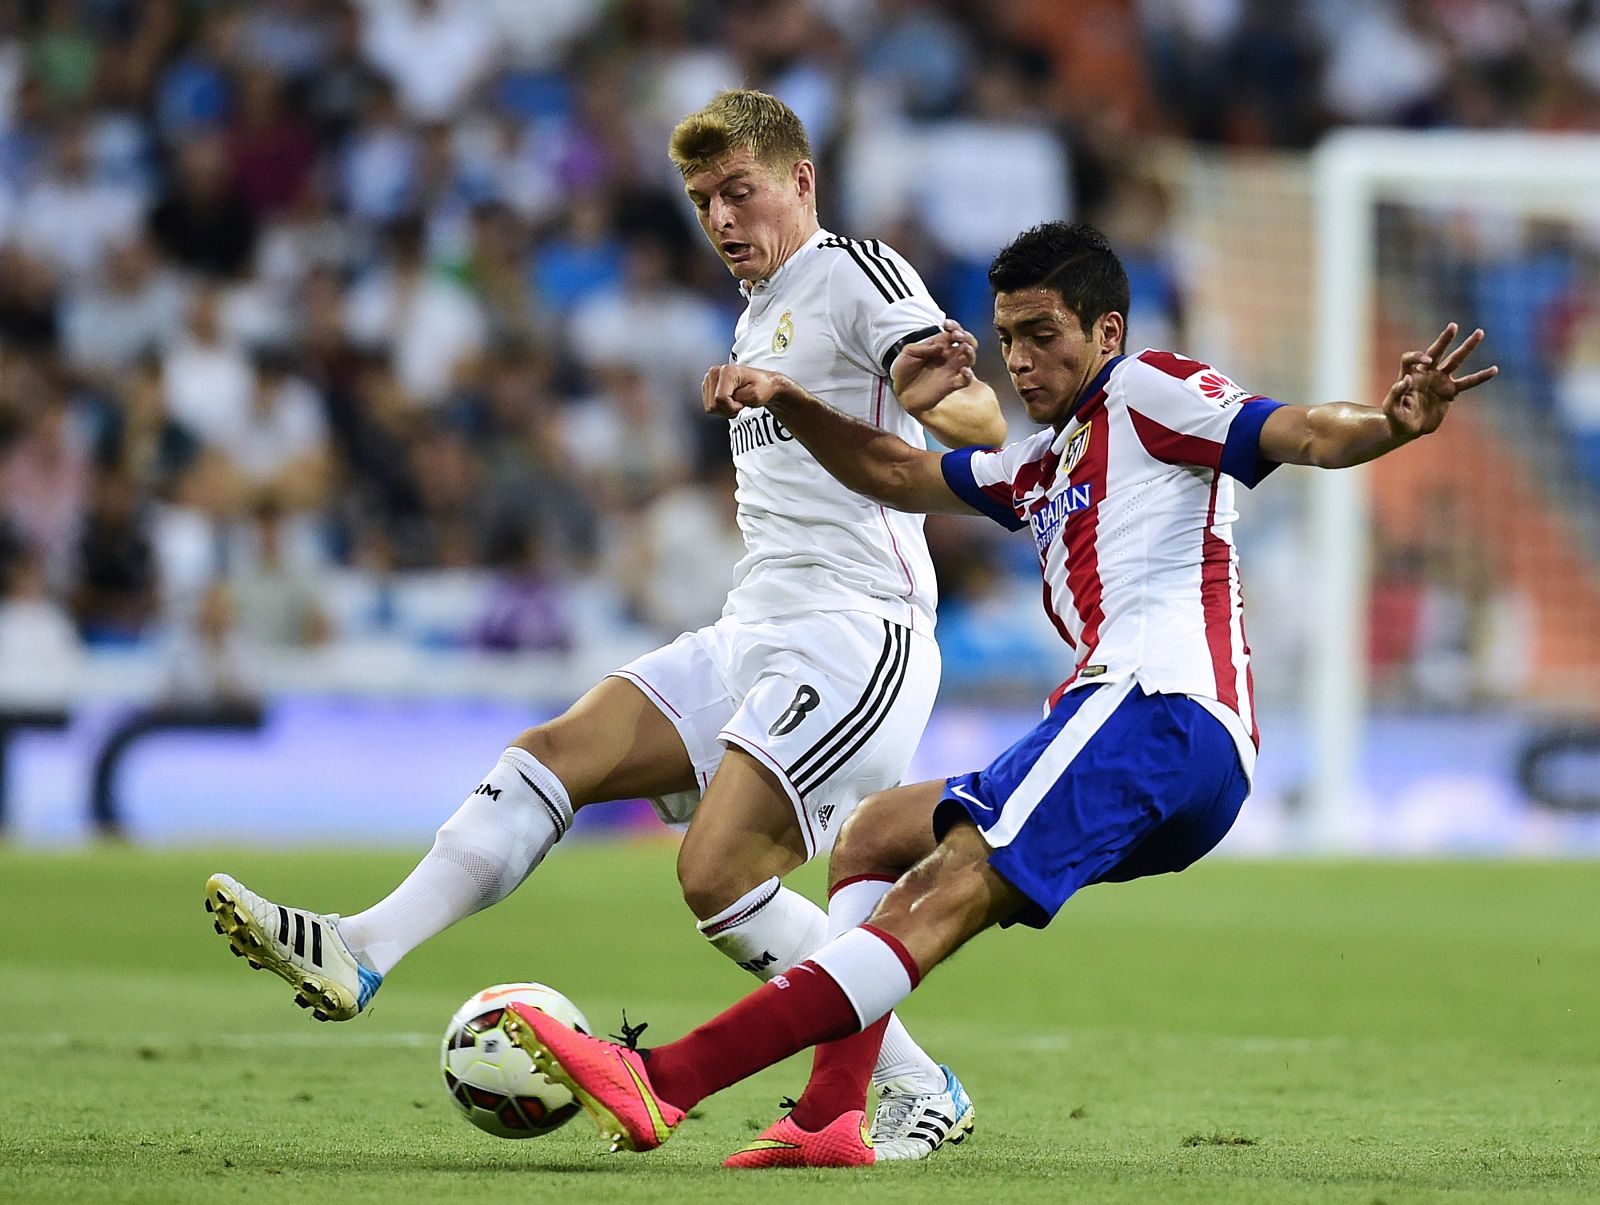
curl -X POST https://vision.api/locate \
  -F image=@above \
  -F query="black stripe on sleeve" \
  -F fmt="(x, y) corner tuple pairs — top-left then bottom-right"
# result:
(823, 236), (904, 304)
(868, 239), (912, 296)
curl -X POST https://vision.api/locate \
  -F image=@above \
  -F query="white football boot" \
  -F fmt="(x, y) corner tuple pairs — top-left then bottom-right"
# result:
(869, 1064), (976, 1160)
(204, 873), (383, 1021)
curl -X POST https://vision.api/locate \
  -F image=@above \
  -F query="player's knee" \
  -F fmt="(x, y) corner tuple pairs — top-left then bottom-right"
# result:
(877, 833), (999, 935)
(828, 791), (899, 886)
(512, 722), (560, 768)
(675, 842), (760, 922)
(511, 721), (591, 810)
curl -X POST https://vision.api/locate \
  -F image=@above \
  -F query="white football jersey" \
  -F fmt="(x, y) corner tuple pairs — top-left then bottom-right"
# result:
(722, 228), (946, 634)
(941, 350), (1285, 778)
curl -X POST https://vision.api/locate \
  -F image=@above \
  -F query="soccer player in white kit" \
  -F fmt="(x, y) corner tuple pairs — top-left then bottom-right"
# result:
(202, 90), (1005, 1158)
(481, 222), (1498, 1168)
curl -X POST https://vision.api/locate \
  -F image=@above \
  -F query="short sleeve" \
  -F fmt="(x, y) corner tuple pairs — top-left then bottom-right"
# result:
(825, 238), (946, 377)
(1219, 398), (1284, 488)
(939, 432), (1058, 531)
(1124, 351), (1284, 488)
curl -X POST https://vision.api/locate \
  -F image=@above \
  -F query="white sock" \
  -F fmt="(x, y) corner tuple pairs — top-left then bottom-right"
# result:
(809, 926), (918, 1029)
(829, 876), (946, 1092)
(338, 748), (572, 975)
(697, 876), (827, 980)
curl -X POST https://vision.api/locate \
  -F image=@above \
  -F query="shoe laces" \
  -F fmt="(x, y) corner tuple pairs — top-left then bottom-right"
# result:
(609, 1010), (649, 1050)
(874, 1090), (918, 1136)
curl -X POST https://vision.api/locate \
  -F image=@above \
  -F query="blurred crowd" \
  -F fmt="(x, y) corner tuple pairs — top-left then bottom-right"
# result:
(0, 0), (1597, 704)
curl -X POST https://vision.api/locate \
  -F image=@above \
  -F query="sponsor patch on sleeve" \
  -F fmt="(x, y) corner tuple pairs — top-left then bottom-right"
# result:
(1189, 369), (1251, 408)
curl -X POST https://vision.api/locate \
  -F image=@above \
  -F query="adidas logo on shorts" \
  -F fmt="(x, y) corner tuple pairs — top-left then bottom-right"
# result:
(817, 804), (834, 829)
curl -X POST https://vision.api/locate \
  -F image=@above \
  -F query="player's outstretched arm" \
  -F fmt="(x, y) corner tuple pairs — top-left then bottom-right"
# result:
(703, 363), (973, 515)
(1258, 323), (1498, 470)
(893, 321), (1007, 447)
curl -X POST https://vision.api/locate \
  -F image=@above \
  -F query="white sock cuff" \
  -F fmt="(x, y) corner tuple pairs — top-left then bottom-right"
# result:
(695, 876), (782, 938)
(826, 876), (895, 940)
(808, 926), (916, 1029)
(500, 747), (573, 838)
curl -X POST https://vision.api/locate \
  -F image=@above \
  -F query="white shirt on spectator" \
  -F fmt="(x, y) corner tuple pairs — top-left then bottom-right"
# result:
(357, 0), (499, 121)
(568, 284), (726, 403)
(14, 174), (143, 283)
(483, 0), (603, 68)
(213, 377), (329, 485)
(1320, 2), (1446, 123)
(0, 596), (82, 704)
(61, 269), (188, 376)
(344, 268), (488, 403)
(162, 336), (254, 450)
(560, 385), (690, 490)
(843, 116), (1070, 264)
(635, 482), (745, 636)
(340, 118), (419, 222)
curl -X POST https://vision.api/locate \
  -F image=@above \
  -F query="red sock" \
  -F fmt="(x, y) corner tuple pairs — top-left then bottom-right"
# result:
(645, 961), (861, 1112)
(788, 1015), (890, 1131)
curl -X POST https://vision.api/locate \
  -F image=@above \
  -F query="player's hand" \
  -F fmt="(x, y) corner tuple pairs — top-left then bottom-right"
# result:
(1384, 323), (1498, 440)
(891, 319), (978, 414)
(701, 363), (793, 418)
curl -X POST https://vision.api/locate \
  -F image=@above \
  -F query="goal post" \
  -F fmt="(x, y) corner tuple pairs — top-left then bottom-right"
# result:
(1308, 130), (1600, 845)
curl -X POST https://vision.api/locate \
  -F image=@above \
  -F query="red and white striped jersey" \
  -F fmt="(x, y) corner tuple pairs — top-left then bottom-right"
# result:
(941, 350), (1283, 778)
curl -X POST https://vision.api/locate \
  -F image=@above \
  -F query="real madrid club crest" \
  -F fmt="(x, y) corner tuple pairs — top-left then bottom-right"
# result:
(772, 309), (795, 354)
(1061, 421), (1092, 476)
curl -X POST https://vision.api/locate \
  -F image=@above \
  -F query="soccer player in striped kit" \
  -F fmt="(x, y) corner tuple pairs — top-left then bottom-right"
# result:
(203, 90), (1004, 1159)
(493, 221), (1497, 1167)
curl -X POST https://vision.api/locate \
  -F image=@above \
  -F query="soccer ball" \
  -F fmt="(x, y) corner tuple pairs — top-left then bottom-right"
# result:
(440, 982), (590, 1138)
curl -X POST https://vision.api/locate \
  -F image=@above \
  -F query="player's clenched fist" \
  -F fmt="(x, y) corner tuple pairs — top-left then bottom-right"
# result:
(702, 363), (795, 417)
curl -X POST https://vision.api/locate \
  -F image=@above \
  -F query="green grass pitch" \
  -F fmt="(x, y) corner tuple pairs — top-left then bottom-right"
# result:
(1, 843), (1596, 1203)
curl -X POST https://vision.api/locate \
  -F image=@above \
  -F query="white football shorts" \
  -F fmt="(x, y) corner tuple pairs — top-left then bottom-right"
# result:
(609, 610), (941, 859)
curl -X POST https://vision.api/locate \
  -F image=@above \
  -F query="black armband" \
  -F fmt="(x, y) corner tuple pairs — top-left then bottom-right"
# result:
(880, 325), (944, 378)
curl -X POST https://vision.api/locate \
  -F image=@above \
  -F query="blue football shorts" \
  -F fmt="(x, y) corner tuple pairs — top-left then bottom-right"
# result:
(934, 678), (1249, 928)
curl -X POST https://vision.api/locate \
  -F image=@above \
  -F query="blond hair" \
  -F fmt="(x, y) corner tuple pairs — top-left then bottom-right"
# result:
(668, 89), (812, 178)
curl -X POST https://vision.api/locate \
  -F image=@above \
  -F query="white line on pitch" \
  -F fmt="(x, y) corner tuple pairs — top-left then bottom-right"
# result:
(0, 1031), (437, 1049)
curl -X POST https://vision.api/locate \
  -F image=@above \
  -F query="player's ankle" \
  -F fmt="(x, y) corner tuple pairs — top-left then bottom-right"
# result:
(332, 920), (383, 975)
(873, 1061), (944, 1094)
(789, 1098), (845, 1132)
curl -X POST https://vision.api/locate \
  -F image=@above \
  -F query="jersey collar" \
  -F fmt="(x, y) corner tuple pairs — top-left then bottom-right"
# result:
(743, 227), (830, 297)
(1062, 353), (1124, 428)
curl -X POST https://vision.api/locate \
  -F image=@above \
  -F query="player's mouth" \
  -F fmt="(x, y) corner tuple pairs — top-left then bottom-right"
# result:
(721, 241), (754, 264)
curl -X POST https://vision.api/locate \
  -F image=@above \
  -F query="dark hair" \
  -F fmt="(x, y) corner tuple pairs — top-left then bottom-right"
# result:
(988, 222), (1130, 345)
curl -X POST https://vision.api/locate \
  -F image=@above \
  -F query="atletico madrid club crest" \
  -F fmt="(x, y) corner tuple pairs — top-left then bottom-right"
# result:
(1061, 422), (1093, 477)
(772, 309), (795, 354)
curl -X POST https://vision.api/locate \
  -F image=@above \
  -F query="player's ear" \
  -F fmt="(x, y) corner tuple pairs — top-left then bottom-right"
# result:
(1098, 311), (1125, 355)
(793, 159), (816, 206)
